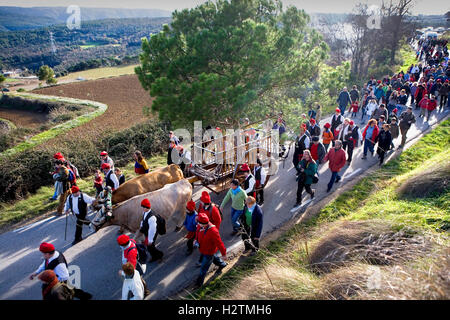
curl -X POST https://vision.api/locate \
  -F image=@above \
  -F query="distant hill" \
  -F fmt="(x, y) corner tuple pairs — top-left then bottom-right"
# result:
(0, 6), (172, 31)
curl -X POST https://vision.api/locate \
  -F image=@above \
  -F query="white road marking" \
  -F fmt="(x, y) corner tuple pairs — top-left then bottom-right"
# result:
(13, 216), (57, 233)
(290, 199), (312, 213)
(343, 168), (362, 180)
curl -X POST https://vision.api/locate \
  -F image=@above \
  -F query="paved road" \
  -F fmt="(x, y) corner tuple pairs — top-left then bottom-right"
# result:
(0, 104), (448, 300)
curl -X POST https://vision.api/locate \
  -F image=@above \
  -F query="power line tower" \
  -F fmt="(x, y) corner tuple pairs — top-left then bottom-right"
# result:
(49, 31), (57, 54)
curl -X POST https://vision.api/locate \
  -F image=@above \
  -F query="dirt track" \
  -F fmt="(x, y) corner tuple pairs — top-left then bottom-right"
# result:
(33, 74), (153, 141)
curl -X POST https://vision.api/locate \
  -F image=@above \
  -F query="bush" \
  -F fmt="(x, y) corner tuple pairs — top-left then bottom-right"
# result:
(0, 120), (169, 202)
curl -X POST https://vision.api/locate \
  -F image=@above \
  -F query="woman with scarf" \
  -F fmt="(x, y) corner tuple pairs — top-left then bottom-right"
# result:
(220, 179), (248, 235)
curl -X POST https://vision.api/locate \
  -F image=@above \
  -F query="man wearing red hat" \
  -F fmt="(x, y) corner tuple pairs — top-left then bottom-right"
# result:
(30, 242), (69, 282)
(330, 108), (344, 144)
(241, 163), (256, 198)
(100, 151), (114, 171)
(194, 213), (227, 287)
(307, 118), (320, 138)
(117, 234), (151, 297)
(136, 199), (164, 262)
(64, 185), (96, 245)
(101, 163), (119, 191)
(342, 120), (362, 164)
(198, 191), (222, 230)
(182, 200), (198, 255)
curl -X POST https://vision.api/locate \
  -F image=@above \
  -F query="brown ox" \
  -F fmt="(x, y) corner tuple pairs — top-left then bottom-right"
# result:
(111, 164), (183, 204)
(96, 179), (192, 234)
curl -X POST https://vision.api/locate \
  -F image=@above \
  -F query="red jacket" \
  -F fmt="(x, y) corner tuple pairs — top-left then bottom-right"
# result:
(123, 240), (138, 268)
(196, 224), (226, 256)
(323, 147), (346, 172)
(198, 203), (222, 230)
(418, 97), (428, 109)
(362, 124), (379, 143)
(427, 99), (437, 111)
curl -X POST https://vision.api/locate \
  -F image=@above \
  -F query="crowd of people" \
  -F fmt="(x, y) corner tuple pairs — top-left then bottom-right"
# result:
(274, 37), (449, 209)
(30, 37), (448, 300)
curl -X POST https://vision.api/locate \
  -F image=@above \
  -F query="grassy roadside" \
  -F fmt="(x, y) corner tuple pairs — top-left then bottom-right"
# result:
(190, 118), (450, 300)
(0, 154), (167, 231)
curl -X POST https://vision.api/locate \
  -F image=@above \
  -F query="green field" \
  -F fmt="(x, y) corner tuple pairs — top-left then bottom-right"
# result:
(58, 64), (138, 81)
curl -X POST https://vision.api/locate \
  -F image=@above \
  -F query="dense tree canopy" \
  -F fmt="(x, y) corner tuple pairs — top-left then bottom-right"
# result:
(37, 65), (57, 84)
(136, 0), (329, 128)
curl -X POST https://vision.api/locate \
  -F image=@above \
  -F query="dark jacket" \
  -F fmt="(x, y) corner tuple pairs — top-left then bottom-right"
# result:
(399, 111), (416, 130)
(250, 205), (263, 239)
(375, 130), (392, 152)
(350, 89), (359, 102)
(337, 91), (351, 108)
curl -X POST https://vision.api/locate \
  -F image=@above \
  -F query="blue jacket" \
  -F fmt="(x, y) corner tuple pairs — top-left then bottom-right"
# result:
(183, 212), (198, 232)
(374, 87), (384, 100)
(251, 205), (264, 239)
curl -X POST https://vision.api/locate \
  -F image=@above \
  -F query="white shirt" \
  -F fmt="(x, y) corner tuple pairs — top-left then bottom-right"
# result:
(253, 166), (266, 185)
(244, 174), (256, 194)
(121, 269), (144, 300)
(105, 170), (120, 190)
(140, 210), (157, 243)
(35, 251), (69, 281)
(64, 193), (95, 214)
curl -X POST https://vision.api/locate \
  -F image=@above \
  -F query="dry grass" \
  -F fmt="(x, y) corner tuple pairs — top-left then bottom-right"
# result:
(320, 250), (450, 300)
(225, 263), (320, 300)
(397, 159), (450, 199)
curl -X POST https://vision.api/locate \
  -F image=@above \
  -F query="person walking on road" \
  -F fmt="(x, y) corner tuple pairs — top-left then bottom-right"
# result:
(241, 163), (256, 198)
(361, 119), (380, 159)
(116, 235), (150, 297)
(241, 196), (263, 256)
(120, 262), (144, 300)
(253, 158), (267, 205)
(220, 179), (248, 236)
(293, 150), (317, 208)
(194, 213), (227, 287)
(293, 124), (311, 172)
(31, 242), (92, 300)
(64, 185), (96, 245)
(323, 140), (347, 193)
(310, 136), (326, 166)
(38, 270), (74, 300)
(337, 87), (352, 114)
(343, 120), (362, 164)
(398, 106), (416, 149)
(375, 124), (393, 166)
(198, 191), (222, 230)
(322, 123), (334, 151)
(135, 199), (164, 262)
(30, 242), (69, 282)
(182, 200), (198, 255)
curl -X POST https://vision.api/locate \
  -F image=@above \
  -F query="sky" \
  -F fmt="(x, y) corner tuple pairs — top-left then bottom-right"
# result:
(0, 0), (448, 15)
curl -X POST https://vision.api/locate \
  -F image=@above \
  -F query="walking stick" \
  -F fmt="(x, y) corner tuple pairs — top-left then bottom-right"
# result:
(64, 210), (68, 241)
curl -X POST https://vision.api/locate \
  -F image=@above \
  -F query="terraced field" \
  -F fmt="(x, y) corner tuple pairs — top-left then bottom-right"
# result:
(33, 74), (153, 142)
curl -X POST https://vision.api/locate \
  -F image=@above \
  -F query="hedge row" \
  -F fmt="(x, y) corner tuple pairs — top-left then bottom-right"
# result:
(0, 95), (81, 114)
(0, 120), (169, 203)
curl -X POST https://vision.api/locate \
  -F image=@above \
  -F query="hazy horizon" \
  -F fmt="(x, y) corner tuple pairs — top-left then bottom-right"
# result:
(0, 0), (448, 15)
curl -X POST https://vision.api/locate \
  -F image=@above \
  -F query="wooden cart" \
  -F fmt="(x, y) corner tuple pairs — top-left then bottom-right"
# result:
(187, 122), (278, 194)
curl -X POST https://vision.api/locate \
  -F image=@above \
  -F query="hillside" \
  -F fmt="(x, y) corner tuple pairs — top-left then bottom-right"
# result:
(0, 17), (171, 75)
(0, 6), (171, 31)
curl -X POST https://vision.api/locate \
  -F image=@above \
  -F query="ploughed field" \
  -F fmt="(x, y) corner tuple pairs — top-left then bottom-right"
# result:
(0, 108), (47, 128)
(32, 74), (153, 141)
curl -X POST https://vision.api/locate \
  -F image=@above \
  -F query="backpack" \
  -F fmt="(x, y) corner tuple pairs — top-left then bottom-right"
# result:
(52, 282), (75, 300)
(154, 213), (166, 235)
(69, 163), (80, 179)
(127, 239), (148, 264)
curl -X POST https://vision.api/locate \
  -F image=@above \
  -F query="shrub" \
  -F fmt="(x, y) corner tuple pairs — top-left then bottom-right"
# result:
(0, 119), (169, 202)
